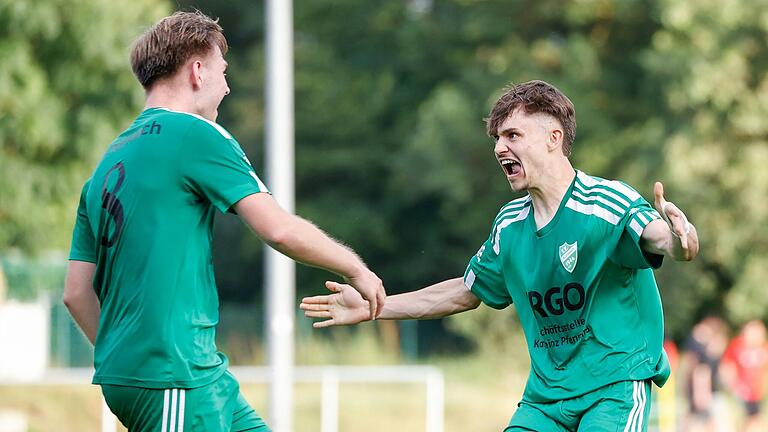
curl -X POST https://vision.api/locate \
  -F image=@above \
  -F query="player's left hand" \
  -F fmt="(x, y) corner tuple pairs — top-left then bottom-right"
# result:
(654, 181), (699, 261)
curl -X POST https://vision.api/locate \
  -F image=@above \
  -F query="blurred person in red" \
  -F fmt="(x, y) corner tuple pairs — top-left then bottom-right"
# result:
(681, 316), (729, 432)
(721, 320), (768, 432)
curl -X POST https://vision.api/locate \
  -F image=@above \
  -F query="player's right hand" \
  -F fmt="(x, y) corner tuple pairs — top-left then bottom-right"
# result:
(300, 281), (373, 328)
(342, 270), (386, 320)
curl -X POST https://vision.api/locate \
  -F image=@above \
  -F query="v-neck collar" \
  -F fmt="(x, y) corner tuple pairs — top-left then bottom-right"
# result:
(528, 171), (577, 238)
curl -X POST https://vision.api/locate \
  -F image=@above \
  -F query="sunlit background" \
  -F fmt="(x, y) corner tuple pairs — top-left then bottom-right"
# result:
(2, 0), (768, 431)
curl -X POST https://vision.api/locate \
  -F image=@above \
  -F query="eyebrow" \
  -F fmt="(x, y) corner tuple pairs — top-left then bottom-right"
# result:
(497, 127), (521, 136)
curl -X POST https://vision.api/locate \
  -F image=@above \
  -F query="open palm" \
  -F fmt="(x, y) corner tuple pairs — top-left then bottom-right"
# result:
(300, 281), (372, 328)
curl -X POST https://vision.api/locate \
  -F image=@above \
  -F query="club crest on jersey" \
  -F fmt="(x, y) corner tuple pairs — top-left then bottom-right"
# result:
(559, 242), (578, 273)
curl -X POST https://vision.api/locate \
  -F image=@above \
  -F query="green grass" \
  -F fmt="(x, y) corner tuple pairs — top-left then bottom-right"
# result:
(0, 353), (525, 432)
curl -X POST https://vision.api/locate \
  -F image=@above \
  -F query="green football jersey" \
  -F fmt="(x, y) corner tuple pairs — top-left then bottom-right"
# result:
(463, 170), (670, 403)
(68, 108), (268, 389)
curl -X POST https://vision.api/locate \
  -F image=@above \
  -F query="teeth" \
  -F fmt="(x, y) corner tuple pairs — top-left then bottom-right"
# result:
(501, 160), (517, 165)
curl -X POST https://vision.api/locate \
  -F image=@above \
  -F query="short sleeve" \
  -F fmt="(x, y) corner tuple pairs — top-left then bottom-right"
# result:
(181, 120), (269, 213)
(463, 228), (512, 310)
(612, 195), (664, 269)
(69, 180), (97, 263)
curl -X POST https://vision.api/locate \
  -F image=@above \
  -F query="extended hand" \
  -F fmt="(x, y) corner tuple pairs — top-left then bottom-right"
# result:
(344, 270), (386, 320)
(654, 181), (699, 260)
(300, 281), (373, 328)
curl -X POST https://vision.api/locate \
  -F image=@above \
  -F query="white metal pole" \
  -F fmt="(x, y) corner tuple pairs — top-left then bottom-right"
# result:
(426, 370), (445, 432)
(265, 0), (295, 431)
(321, 368), (340, 432)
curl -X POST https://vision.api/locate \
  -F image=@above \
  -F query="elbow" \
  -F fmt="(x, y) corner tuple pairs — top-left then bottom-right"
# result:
(262, 226), (299, 251)
(459, 290), (482, 312)
(466, 296), (481, 311)
(62, 289), (76, 310)
(62, 285), (88, 310)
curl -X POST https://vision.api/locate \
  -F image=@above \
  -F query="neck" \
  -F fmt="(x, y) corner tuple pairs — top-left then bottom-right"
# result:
(143, 82), (196, 114)
(527, 159), (576, 227)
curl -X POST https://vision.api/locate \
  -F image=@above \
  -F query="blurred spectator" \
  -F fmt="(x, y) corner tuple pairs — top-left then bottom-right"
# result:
(681, 316), (729, 432)
(720, 320), (768, 432)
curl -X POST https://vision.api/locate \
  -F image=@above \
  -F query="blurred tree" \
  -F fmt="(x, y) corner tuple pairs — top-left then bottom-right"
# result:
(19, 0), (760, 355)
(0, 0), (168, 252)
(644, 0), (768, 328)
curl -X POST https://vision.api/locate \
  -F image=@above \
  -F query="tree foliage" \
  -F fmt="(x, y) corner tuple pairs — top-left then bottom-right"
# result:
(6, 0), (768, 352)
(0, 0), (168, 251)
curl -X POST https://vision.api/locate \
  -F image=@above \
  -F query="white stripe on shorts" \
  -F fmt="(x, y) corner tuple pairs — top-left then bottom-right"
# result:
(169, 389), (178, 432)
(160, 388), (187, 432)
(178, 389), (186, 432)
(623, 381), (647, 432)
(635, 382), (647, 432)
(161, 389), (170, 432)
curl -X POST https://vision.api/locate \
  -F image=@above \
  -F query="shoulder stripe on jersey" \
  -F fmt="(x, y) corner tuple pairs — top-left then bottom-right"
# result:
(495, 203), (531, 227)
(493, 206), (531, 253)
(576, 171), (640, 204)
(629, 219), (644, 237)
(576, 170), (600, 187)
(572, 189), (626, 215)
(464, 269), (476, 290)
(498, 195), (532, 214)
(249, 171), (270, 192)
(609, 181), (641, 202)
(566, 198), (621, 225)
(574, 182), (631, 208)
(157, 108), (234, 140)
(635, 211), (650, 225)
(493, 198), (531, 232)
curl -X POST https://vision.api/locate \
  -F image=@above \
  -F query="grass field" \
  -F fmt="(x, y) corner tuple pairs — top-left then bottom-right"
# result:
(0, 355), (524, 432)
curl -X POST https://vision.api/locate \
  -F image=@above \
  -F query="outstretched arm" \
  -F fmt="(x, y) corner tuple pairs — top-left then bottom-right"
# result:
(236, 193), (385, 319)
(640, 182), (699, 261)
(63, 260), (99, 344)
(300, 277), (480, 328)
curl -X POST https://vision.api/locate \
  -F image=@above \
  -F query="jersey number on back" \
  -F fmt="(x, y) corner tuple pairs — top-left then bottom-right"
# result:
(101, 162), (125, 247)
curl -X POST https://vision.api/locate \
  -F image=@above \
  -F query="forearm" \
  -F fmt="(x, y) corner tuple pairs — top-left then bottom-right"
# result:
(63, 262), (100, 344)
(236, 194), (368, 279)
(64, 291), (100, 344)
(379, 277), (480, 320)
(640, 219), (692, 260)
(268, 215), (368, 278)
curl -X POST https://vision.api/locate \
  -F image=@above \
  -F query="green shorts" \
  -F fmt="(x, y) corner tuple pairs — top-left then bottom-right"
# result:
(505, 380), (652, 432)
(101, 370), (270, 432)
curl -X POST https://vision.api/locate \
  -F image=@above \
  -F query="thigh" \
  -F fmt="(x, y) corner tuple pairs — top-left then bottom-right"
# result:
(101, 385), (170, 432)
(505, 401), (571, 432)
(230, 392), (271, 432)
(577, 380), (651, 432)
(183, 371), (271, 432)
(183, 371), (241, 432)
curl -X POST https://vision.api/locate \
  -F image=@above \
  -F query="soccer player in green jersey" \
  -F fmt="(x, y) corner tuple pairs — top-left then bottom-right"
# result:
(62, 11), (386, 432)
(300, 80), (699, 432)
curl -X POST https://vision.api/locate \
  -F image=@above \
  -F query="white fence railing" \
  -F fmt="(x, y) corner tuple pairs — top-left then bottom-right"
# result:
(2, 365), (444, 432)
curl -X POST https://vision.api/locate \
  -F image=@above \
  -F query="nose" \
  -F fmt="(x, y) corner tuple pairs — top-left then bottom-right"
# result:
(225, 86), (230, 96)
(494, 138), (509, 156)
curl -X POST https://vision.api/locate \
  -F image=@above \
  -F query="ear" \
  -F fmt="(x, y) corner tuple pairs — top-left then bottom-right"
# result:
(547, 128), (564, 153)
(189, 59), (204, 90)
